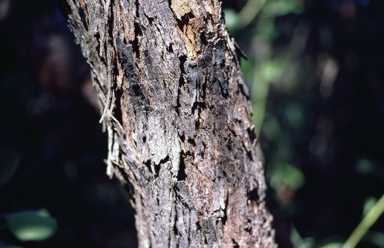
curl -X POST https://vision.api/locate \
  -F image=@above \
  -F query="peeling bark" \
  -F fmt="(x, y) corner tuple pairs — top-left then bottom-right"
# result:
(64, 0), (276, 246)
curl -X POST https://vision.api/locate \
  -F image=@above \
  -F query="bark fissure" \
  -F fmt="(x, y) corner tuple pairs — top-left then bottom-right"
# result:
(65, 0), (276, 247)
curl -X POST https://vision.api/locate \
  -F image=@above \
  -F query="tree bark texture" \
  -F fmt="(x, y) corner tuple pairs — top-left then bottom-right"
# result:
(64, 0), (276, 247)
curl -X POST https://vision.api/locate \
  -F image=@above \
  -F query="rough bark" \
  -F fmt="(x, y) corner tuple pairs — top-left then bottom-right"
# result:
(64, 0), (276, 247)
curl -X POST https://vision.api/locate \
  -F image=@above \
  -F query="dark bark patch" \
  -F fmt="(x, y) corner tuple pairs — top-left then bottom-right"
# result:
(202, 218), (217, 245)
(132, 21), (142, 57)
(199, 44), (213, 66)
(167, 43), (174, 53)
(244, 222), (252, 233)
(222, 195), (228, 225)
(175, 12), (195, 32)
(200, 32), (207, 45)
(156, 155), (170, 175)
(177, 155), (186, 181)
(176, 55), (187, 113)
(232, 239), (240, 248)
(192, 101), (206, 112)
(191, 101), (199, 114)
(246, 150), (253, 161)
(94, 32), (101, 57)
(194, 119), (200, 130)
(179, 55), (187, 74)
(187, 138), (196, 146)
(223, 163), (238, 185)
(247, 188), (260, 203)
(247, 126), (257, 143)
(147, 16), (155, 24)
(213, 40), (229, 97)
(225, 138), (232, 151)
(185, 60), (199, 96)
(116, 37), (151, 114)
(144, 159), (152, 173)
(175, 181), (193, 208)
(114, 88), (124, 124)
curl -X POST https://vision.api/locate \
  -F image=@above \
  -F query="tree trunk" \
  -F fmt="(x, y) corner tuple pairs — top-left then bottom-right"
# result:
(64, 0), (276, 246)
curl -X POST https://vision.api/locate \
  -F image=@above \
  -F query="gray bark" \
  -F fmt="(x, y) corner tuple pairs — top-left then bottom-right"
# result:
(64, 0), (276, 247)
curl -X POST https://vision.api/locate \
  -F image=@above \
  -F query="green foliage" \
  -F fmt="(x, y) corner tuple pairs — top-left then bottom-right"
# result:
(290, 226), (319, 248)
(318, 243), (343, 248)
(342, 194), (384, 248)
(0, 151), (57, 245)
(260, 0), (303, 18)
(225, 0), (384, 247)
(356, 158), (384, 182)
(3, 210), (57, 242)
(270, 163), (304, 191)
(226, 0), (309, 213)
(362, 231), (384, 247)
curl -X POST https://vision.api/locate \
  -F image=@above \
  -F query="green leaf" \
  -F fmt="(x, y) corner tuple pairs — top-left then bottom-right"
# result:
(0, 151), (20, 187)
(363, 231), (384, 247)
(260, 60), (284, 83)
(343, 194), (384, 248)
(261, 0), (304, 18)
(284, 164), (305, 189)
(355, 158), (384, 182)
(318, 242), (343, 248)
(355, 158), (374, 175)
(363, 197), (377, 216)
(223, 9), (238, 33)
(270, 163), (305, 190)
(4, 210), (57, 241)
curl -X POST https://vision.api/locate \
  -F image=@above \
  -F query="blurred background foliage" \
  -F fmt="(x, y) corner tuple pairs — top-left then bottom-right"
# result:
(223, 0), (384, 247)
(0, 0), (384, 247)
